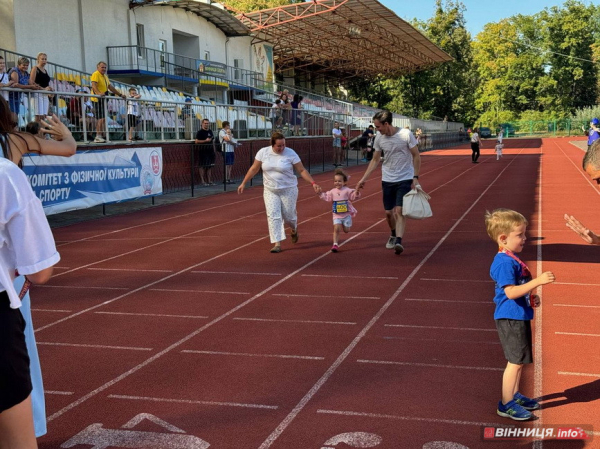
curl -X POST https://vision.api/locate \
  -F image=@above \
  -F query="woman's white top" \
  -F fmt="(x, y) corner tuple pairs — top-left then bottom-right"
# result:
(0, 158), (60, 308)
(0, 72), (9, 100)
(471, 132), (480, 143)
(255, 146), (301, 190)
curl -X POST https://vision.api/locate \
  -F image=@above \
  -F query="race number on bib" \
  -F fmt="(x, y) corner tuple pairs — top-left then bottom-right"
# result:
(333, 200), (348, 213)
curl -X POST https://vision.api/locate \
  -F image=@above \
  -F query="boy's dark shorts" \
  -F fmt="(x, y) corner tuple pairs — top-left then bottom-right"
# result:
(382, 179), (414, 211)
(495, 319), (533, 364)
(0, 291), (32, 413)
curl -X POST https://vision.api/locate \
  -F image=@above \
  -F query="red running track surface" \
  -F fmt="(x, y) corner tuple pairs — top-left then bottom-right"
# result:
(31, 138), (598, 448)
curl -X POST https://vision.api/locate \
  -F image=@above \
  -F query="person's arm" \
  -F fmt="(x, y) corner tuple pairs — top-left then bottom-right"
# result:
(237, 159), (262, 194)
(564, 214), (600, 245)
(410, 144), (421, 189)
(8, 115), (76, 161)
(10, 70), (29, 89)
(91, 80), (103, 97)
(220, 130), (231, 143)
(356, 150), (381, 190)
(504, 271), (555, 299)
(293, 161), (321, 193)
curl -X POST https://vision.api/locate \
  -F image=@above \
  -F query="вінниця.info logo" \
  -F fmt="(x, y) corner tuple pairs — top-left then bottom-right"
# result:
(483, 425), (592, 441)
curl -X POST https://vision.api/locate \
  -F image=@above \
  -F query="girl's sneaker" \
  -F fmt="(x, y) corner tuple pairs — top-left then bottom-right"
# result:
(331, 244), (339, 253)
(513, 392), (540, 410)
(497, 400), (533, 421)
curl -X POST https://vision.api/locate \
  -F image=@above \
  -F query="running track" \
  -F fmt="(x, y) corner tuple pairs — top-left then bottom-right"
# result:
(31, 138), (599, 448)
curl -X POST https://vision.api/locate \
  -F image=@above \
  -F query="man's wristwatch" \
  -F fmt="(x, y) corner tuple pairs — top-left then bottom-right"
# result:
(413, 176), (419, 179)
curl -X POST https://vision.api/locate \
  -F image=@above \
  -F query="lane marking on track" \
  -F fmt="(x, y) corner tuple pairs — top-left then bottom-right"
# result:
(420, 278), (492, 283)
(233, 317), (357, 325)
(554, 304), (600, 309)
(87, 268), (174, 273)
(181, 350), (325, 361)
(31, 309), (72, 313)
(45, 391), (74, 395)
(383, 336), (500, 345)
(45, 219), (385, 422)
(553, 282), (600, 286)
(555, 332), (600, 337)
(272, 293), (381, 300)
(107, 394), (279, 410)
(404, 298), (491, 304)
(316, 409), (509, 428)
(356, 359), (503, 372)
(94, 311), (209, 319)
(191, 270), (282, 276)
(384, 324), (497, 332)
(258, 156), (520, 449)
(150, 288), (250, 295)
(37, 285), (129, 290)
(558, 371), (600, 378)
(37, 342), (153, 351)
(302, 274), (399, 280)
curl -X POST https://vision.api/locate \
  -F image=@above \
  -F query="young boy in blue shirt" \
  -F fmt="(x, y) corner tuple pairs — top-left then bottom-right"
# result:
(485, 209), (556, 420)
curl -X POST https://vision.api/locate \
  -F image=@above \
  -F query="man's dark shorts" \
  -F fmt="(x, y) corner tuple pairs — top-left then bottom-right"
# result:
(495, 319), (533, 364)
(94, 99), (105, 119)
(382, 179), (413, 211)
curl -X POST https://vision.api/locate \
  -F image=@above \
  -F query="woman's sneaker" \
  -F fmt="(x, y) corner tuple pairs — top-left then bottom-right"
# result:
(331, 244), (339, 253)
(385, 236), (395, 249)
(513, 392), (540, 410)
(497, 400), (533, 421)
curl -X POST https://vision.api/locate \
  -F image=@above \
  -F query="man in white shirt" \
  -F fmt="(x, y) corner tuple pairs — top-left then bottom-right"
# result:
(357, 110), (421, 255)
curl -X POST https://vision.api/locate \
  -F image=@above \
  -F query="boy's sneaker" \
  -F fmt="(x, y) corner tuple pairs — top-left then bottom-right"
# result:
(94, 136), (106, 143)
(394, 239), (404, 255)
(497, 400), (533, 421)
(385, 236), (396, 249)
(331, 244), (339, 253)
(513, 392), (540, 411)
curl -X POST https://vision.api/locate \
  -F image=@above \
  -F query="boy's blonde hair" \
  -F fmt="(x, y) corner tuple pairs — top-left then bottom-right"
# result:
(484, 209), (528, 242)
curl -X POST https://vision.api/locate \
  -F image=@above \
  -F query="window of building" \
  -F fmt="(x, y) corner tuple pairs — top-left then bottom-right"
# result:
(234, 59), (243, 80)
(136, 24), (145, 58)
(204, 51), (210, 61)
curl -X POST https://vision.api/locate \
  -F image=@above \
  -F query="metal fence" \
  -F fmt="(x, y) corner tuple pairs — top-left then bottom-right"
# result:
(479, 120), (591, 138)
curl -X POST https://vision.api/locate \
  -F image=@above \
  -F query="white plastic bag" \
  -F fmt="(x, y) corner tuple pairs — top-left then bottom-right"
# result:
(402, 185), (432, 220)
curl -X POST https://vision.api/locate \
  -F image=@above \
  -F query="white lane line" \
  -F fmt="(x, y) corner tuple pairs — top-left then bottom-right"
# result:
(36, 342), (153, 351)
(534, 141), (545, 439)
(233, 317), (356, 326)
(554, 304), (600, 309)
(45, 391), (74, 396)
(316, 409), (509, 428)
(258, 159), (518, 449)
(357, 359), (503, 372)
(31, 309), (72, 313)
(181, 350), (325, 361)
(420, 278), (492, 283)
(87, 268), (174, 273)
(302, 274), (399, 280)
(556, 332), (600, 337)
(150, 288), (250, 295)
(94, 311), (209, 319)
(404, 298), (491, 304)
(108, 394), (278, 410)
(191, 270), (282, 276)
(54, 267), (71, 269)
(37, 285), (129, 290)
(383, 336), (501, 345)
(272, 293), (381, 300)
(45, 218), (385, 422)
(558, 371), (600, 378)
(553, 282), (600, 286)
(384, 324), (497, 332)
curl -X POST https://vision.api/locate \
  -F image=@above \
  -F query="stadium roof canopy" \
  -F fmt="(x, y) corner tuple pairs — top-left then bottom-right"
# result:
(130, 0), (250, 37)
(237, 0), (453, 79)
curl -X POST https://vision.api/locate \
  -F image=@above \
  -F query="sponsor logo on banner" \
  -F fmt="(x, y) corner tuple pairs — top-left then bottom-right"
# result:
(22, 147), (163, 215)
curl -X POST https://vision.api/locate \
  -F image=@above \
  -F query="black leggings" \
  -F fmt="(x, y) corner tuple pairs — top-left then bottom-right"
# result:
(471, 142), (480, 162)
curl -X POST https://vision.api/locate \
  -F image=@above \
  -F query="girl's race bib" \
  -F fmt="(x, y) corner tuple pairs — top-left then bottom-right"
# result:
(332, 200), (348, 213)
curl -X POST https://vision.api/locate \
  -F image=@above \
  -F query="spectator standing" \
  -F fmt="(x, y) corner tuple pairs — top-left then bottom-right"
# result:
(497, 126), (504, 143)
(332, 121), (342, 166)
(182, 97), (195, 140)
(340, 128), (348, 165)
(359, 125), (374, 161)
(272, 99), (283, 130)
(290, 94), (303, 136)
(69, 89), (96, 139)
(90, 61), (126, 143)
(126, 87), (142, 141)
(194, 118), (216, 186)
(583, 118), (599, 151)
(0, 56), (14, 103)
(237, 132), (321, 253)
(318, 168), (360, 252)
(470, 127), (481, 163)
(29, 53), (54, 122)
(219, 121), (238, 184)
(485, 209), (555, 421)
(356, 110), (420, 255)
(8, 57), (40, 122)
(495, 140), (504, 161)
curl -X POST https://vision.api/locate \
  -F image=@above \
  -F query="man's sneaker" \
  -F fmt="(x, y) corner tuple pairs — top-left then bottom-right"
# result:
(331, 244), (339, 253)
(94, 136), (105, 143)
(497, 400), (533, 421)
(394, 239), (404, 255)
(385, 236), (396, 249)
(291, 230), (299, 244)
(513, 392), (540, 411)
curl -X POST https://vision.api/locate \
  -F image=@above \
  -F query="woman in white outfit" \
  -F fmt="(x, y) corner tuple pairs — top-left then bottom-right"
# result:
(238, 132), (321, 253)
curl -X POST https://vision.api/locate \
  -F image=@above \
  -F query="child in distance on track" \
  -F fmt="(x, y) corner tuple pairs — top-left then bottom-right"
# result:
(485, 209), (555, 421)
(319, 168), (360, 252)
(495, 140), (503, 160)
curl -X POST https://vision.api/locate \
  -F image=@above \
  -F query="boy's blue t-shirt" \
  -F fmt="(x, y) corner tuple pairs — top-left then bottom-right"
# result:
(490, 253), (533, 321)
(588, 129), (600, 146)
